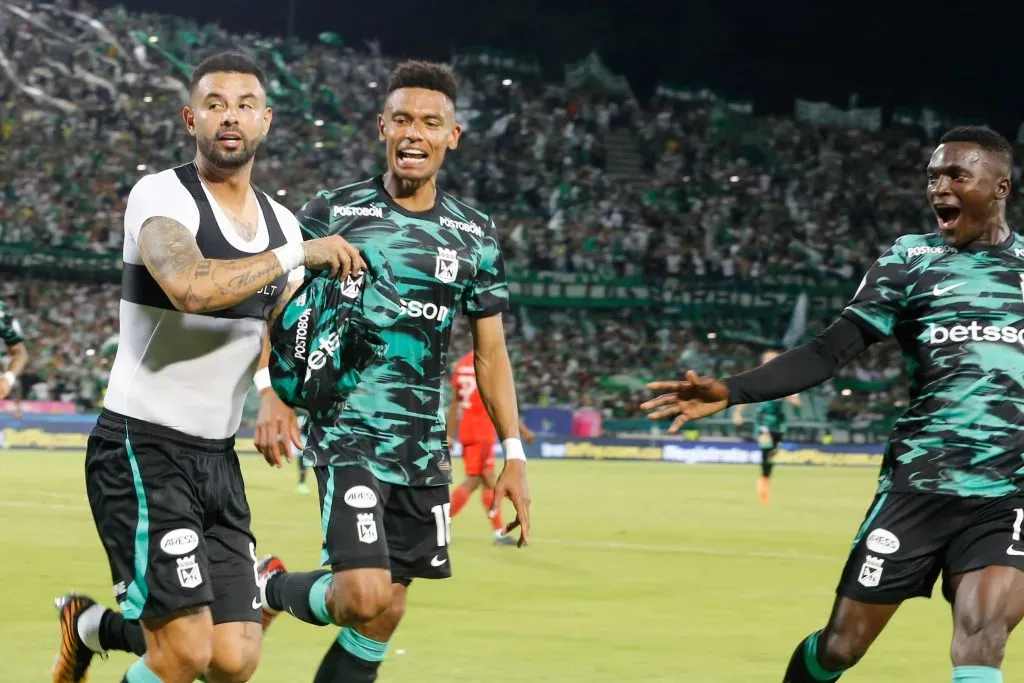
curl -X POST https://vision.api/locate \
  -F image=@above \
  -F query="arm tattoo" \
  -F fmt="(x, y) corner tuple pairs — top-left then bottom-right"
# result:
(267, 280), (300, 327)
(137, 217), (284, 314)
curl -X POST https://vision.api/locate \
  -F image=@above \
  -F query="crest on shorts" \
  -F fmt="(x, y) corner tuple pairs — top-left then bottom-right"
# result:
(434, 248), (459, 284)
(341, 272), (365, 300)
(357, 513), (378, 544)
(857, 555), (884, 588)
(176, 554), (203, 589)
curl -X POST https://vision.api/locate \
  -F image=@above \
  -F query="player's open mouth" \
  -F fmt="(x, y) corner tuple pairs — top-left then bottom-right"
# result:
(397, 149), (428, 169)
(218, 133), (243, 149)
(934, 205), (961, 230)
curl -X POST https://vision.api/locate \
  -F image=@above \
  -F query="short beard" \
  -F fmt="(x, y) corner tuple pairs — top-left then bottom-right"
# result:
(197, 134), (261, 170)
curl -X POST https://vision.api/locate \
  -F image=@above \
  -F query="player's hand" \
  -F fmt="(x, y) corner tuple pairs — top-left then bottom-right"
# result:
(492, 459), (530, 547)
(254, 389), (303, 468)
(641, 370), (730, 434)
(520, 424), (536, 445)
(731, 411), (743, 427)
(302, 235), (367, 280)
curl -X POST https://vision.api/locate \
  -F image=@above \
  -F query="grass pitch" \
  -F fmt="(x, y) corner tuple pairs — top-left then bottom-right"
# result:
(2, 450), (1021, 682)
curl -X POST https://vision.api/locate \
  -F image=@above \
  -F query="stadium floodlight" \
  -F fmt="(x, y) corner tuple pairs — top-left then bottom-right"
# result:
(136, 164), (146, 171)
(502, 78), (512, 86)
(314, 119), (324, 127)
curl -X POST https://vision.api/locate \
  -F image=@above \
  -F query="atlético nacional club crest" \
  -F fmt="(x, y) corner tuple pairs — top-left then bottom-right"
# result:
(341, 271), (365, 299)
(434, 247), (459, 284)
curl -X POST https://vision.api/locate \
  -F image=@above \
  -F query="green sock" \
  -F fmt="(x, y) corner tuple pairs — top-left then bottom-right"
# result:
(123, 659), (162, 683)
(953, 666), (1002, 682)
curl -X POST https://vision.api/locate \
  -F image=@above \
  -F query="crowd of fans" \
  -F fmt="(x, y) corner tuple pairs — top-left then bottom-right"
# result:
(0, 0), (947, 433)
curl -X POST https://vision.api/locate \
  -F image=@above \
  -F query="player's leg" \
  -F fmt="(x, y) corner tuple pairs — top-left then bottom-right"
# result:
(480, 448), (515, 545)
(58, 413), (219, 682)
(202, 450), (267, 683)
(261, 465), (395, 629)
(312, 582), (408, 683)
(756, 428), (779, 504)
(312, 482), (451, 683)
(942, 496), (1024, 681)
(450, 440), (485, 518)
(782, 597), (898, 682)
(783, 492), (947, 681)
(297, 449), (310, 495)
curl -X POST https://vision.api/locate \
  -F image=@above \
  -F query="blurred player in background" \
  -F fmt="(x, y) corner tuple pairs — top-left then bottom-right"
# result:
(295, 410), (310, 495)
(643, 126), (1024, 683)
(253, 60), (532, 683)
(731, 350), (801, 504)
(0, 300), (29, 410)
(447, 350), (535, 544)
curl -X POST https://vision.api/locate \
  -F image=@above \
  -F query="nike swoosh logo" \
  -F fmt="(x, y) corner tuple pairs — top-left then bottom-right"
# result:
(933, 282), (966, 296)
(252, 596), (263, 610)
(1007, 545), (1024, 556)
(430, 555), (447, 567)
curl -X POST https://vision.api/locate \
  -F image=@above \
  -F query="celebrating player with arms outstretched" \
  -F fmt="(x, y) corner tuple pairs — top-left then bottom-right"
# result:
(643, 126), (1024, 683)
(254, 60), (531, 683)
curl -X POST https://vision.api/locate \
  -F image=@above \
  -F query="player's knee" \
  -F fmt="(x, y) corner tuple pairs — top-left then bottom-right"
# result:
(819, 623), (871, 670)
(206, 623), (261, 683)
(952, 612), (1008, 666)
(145, 612), (214, 679)
(207, 645), (260, 683)
(330, 572), (392, 625)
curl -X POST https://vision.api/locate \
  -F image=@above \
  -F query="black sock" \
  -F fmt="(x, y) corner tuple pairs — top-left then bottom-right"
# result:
(761, 453), (774, 478)
(99, 611), (147, 656)
(266, 570), (333, 625)
(313, 630), (386, 683)
(299, 460), (307, 483)
(783, 631), (843, 682)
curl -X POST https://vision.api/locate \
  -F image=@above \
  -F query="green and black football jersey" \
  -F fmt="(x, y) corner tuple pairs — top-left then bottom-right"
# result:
(0, 302), (24, 347)
(755, 400), (786, 434)
(843, 231), (1024, 497)
(294, 176), (509, 487)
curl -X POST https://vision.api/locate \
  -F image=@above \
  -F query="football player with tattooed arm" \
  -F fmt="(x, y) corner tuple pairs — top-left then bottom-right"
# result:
(51, 51), (363, 683)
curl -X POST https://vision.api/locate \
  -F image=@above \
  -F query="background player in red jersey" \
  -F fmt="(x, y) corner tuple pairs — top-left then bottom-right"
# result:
(447, 351), (534, 545)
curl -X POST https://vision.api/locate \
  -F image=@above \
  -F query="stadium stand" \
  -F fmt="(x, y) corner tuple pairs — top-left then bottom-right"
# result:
(0, 0), (938, 441)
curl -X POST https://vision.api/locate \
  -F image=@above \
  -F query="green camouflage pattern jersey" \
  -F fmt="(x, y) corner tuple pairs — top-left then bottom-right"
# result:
(0, 302), (24, 347)
(268, 248), (402, 422)
(755, 400), (787, 434)
(843, 232), (1024, 497)
(294, 176), (509, 487)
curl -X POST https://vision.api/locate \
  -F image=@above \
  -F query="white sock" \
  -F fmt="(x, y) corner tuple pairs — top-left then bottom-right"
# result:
(494, 529), (505, 539)
(76, 604), (107, 654)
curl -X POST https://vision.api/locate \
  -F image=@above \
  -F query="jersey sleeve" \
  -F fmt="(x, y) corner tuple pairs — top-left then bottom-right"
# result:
(840, 241), (912, 339)
(462, 219), (510, 319)
(123, 173), (200, 244)
(0, 308), (24, 345)
(294, 193), (333, 241)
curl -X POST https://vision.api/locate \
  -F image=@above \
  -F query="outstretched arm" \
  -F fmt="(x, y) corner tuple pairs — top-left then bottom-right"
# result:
(643, 316), (878, 433)
(723, 317), (875, 406)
